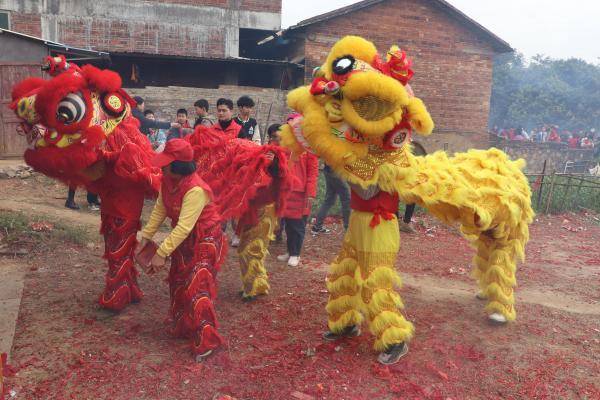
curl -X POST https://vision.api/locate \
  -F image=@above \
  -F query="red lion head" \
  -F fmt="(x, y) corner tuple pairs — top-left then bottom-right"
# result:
(11, 55), (138, 184)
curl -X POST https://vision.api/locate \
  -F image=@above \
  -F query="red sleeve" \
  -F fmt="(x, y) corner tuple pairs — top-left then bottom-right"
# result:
(305, 154), (319, 198)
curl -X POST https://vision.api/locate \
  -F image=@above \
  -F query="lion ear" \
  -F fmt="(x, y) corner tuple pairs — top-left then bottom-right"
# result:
(386, 45), (400, 61)
(406, 97), (434, 136)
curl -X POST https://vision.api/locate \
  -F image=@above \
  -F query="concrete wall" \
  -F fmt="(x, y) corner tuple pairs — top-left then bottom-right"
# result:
(128, 84), (289, 134)
(302, 0), (499, 153)
(490, 136), (597, 173)
(0, 32), (48, 62)
(0, 0), (281, 58)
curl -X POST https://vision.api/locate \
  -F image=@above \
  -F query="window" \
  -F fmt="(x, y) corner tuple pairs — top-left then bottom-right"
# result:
(0, 11), (9, 30)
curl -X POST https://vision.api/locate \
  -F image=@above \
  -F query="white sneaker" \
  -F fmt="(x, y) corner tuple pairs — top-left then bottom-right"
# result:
(231, 235), (240, 247)
(287, 256), (300, 267)
(277, 253), (290, 262)
(488, 312), (507, 324)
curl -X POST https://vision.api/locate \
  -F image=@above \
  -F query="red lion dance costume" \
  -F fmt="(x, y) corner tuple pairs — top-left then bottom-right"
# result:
(11, 56), (160, 311)
(187, 127), (291, 301)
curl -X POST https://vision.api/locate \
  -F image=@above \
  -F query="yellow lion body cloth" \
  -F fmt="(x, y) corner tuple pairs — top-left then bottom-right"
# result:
(280, 36), (534, 355)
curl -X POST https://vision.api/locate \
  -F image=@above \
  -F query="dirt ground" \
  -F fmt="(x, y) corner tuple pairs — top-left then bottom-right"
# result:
(1, 176), (599, 400)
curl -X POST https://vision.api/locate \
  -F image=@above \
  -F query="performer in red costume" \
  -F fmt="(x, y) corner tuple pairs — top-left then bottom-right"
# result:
(139, 139), (225, 360)
(10, 56), (160, 311)
(188, 126), (291, 300)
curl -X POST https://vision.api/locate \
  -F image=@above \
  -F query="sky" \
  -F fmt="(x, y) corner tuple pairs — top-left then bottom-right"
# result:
(282, 0), (600, 63)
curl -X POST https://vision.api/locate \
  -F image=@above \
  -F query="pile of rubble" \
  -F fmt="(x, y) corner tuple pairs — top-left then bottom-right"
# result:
(0, 164), (34, 179)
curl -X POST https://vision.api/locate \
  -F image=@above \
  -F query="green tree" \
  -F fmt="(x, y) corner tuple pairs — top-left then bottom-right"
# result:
(490, 53), (600, 132)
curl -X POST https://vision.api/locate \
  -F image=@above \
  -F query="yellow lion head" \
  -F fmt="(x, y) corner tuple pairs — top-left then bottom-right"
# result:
(281, 36), (434, 169)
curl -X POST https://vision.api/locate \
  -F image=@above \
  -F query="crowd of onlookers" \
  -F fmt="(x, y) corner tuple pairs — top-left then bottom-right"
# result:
(490, 125), (598, 149)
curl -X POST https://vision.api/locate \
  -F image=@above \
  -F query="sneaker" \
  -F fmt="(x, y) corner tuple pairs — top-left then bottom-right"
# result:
(377, 342), (409, 365)
(311, 225), (331, 234)
(399, 221), (416, 233)
(89, 203), (100, 211)
(488, 312), (507, 324)
(231, 235), (240, 248)
(287, 256), (300, 267)
(195, 349), (213, 362)
(276, 253), (290, 262)
(65, 200), (80, 210)
(322, 325), (361, 341)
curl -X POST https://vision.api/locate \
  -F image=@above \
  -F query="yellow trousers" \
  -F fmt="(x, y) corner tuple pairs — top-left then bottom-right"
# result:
(237, 204), (277, 297)
(326, 210), (414, 351)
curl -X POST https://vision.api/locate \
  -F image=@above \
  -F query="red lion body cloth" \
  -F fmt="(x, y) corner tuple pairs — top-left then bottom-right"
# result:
(11, 56), (160, 311)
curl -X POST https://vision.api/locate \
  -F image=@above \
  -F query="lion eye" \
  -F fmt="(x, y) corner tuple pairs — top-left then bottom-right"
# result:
(333, 56), (355, 75)
(57, 92), (85, 124)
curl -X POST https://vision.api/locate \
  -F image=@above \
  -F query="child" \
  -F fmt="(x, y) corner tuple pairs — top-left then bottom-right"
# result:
(276, 118), (319, 267)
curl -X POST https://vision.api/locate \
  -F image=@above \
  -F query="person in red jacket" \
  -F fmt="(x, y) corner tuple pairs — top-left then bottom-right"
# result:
(276, 123), (319, 267)
(212, 98), (242, 140)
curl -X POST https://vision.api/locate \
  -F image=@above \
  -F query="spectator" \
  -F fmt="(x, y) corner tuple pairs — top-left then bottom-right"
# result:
(213, 98), (241, 139)
(144, 110), (167, 151)
(193, 99), (214, 128)
(581, 136), (594, 149)
(312, 163), (350, 233)
(65, 186), (101, 211)
(176, 108), (191, 129)
(568, 134), (580, 149)
(166, 109), (194, 142)
(277, 150), (319, 267)
(132, 96), (179, 135)
(277, 116), (319, 267)
(548, 128), (561, 143)
(234, 96), (261, 144)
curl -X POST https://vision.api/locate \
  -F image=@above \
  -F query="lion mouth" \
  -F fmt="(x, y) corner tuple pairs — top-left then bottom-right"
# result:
(351, 96), (397, 121)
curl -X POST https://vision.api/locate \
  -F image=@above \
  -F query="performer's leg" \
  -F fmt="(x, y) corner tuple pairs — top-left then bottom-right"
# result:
(238, 205), (277, 298)
(471, 224), (524, 322)
(355, 214), (414, 353)
(98, 213), (142, 311)
(169, 225), (226, 358)
(325, 211), (363, 335)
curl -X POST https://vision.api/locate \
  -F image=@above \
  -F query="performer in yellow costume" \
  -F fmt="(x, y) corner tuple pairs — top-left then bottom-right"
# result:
(279, 36), (534, 364)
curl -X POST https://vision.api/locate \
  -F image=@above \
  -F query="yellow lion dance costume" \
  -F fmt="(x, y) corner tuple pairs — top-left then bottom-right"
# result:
(280, 36), (534, 364)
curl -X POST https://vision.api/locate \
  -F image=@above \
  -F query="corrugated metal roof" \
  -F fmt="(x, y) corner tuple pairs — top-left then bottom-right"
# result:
(110, 52), (304, 68)
(0, 28), (110, 58)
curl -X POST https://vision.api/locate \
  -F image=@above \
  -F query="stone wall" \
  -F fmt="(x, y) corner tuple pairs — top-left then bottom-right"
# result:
(128, 85), (290, 134)
(302, 0), (500, 153)
(489, 136), (596, 173)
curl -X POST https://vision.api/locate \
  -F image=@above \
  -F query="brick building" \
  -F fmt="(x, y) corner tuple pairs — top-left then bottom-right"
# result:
(1, 0), (512, 153)
(0, 0), (301, 147)
(262, 0), (512, 152)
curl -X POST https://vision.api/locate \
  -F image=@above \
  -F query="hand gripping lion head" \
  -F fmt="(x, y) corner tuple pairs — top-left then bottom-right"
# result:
(281, 36), (434, 167)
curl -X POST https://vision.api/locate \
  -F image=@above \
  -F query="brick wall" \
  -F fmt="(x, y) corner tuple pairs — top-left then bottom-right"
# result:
(2, 0), (281, 58)
(489, 136), (596, 173)
(9, 12), (42, 38)
(303, 0), (499, 152)
(128, 85), (290, 134)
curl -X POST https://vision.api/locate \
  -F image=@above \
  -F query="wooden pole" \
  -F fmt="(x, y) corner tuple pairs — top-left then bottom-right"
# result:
(545, 172), (557, 214)
(536, 160), (547, 210)
(560, 175), (573, 213)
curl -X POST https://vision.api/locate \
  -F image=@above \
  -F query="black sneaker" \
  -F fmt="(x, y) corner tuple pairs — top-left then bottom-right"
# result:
(322, 325), (361, 341)
(65, 200), (80, 210)
(377, 342), (408, 365)
(311, 225), (331, 234)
